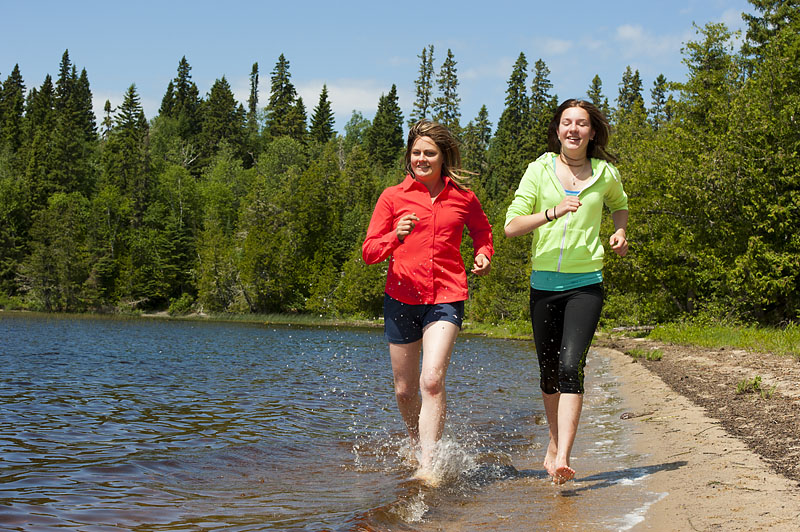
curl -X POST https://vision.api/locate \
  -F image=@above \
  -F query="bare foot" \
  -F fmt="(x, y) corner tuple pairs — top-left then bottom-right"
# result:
(412, 467), (442, 487)
(553, 464), (575, 485)
(543, 439), (558, 477)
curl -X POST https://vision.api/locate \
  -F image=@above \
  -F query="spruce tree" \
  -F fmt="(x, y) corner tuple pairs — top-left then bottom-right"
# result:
(309, 84), (336, 143)
(264, 54), (302, 140)
(365, 84), (404, 169)
(486, 52), (530, 200)
(649, 74), (669, 130)
(433, 49), (461, 133)
(1, 64), (25, 154)
(461, 105), (492, 176)
(409, 44), (434, 126)
(247, 62), (259, 133)
(617, 66), (645, 118)
(528, 58), (557, 155)
(199, 76), (246, 160)
(586, 74), (610, 116)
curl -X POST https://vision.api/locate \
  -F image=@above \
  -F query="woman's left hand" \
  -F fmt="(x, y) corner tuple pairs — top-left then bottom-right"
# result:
(609, 229), (628, 257)
(471, 254), (491, 276)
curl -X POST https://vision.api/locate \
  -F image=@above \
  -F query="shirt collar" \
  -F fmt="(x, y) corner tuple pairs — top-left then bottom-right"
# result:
(401, 174), (452, 192)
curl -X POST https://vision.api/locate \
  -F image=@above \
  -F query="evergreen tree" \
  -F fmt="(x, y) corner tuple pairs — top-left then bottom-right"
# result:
(103, 84), (150, 220)
(409, 44), (435, 126)
(49, 52), (96, 196)
(649, 74), (670, 130)
(486, 52), (530, 200)
(264, 54), (305, 140)
(365, 84), (404, 169)
(617, 66), (645, 118)
(199, 76), (246, 160)
(309, 84), (336, 143)
(528, 58), (557, 155)
(586, 74), (610, 116)
(741, 0), (800, 62)
(1, 65), (25, 155)
(159, 80), (176, 117)
(461, 105), (492, 176)
(164, 57), (202, 142)
(432, 49), (461, 132)
(247, 62), (259, 133)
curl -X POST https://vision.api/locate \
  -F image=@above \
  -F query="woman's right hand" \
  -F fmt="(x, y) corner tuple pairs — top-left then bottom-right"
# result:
(555, 196), (582, 218)
(396, 213), (420, 242)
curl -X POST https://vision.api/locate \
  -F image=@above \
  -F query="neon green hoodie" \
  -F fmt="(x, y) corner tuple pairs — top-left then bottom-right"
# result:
(505, 152), (628, 273)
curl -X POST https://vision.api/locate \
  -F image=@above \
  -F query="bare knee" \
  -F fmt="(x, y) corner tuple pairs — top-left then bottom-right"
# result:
(419, 371), (445, 398)
(395, 384), (419, 405)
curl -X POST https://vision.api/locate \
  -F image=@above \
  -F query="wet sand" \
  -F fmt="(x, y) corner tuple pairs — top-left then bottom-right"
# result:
(599, 346), (800, 531)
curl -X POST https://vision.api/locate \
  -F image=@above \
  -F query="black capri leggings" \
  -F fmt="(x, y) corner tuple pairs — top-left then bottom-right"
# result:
(530, 283), (604, 394)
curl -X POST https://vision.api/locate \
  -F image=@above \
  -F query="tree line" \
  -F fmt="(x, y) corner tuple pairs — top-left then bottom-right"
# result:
(0, 0), (797, 327)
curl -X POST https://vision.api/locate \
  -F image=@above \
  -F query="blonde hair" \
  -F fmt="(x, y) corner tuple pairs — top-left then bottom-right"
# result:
(405, 120), (471, 189)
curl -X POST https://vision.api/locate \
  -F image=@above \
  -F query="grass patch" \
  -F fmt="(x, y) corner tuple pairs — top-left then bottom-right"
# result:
(625, 347), (663, 361)
(648, 321), (800, 359)
(735, 375), (777, 399)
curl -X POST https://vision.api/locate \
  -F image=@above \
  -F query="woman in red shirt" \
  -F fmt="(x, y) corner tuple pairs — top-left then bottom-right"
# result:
(362, 120), (493, 484)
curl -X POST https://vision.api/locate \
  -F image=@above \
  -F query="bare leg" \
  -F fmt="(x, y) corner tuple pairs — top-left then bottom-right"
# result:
(416, 320), (460, 474)
(389, 340), (423, 445)
(542, 392), (583, 484)
(541, 391), (560, 478)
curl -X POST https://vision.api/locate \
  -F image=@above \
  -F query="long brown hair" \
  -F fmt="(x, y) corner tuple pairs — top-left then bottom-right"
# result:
(405, 119), (471, 189)
(546, 99), (616, 163)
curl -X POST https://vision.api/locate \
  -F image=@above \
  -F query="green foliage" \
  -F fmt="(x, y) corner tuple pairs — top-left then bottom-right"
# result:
(735, 375), (777, 399)
(625, 347), (663, 361)
(365, 84), (404, 169)
(168, 293), (195, 315)
(409, 44), (435, 126)
(3, 13), (799, 328)
(433, 49), (461, 132)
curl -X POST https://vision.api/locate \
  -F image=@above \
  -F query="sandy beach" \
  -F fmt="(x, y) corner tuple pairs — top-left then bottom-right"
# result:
(599, 346), (800, 531)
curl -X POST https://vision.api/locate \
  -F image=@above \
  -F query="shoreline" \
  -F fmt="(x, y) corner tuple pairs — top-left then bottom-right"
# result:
(599, 346), (800, 531)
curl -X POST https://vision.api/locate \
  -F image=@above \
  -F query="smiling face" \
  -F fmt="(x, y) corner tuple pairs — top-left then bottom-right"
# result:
(557, 106), (595, 156)
(410, 136), (444, 183)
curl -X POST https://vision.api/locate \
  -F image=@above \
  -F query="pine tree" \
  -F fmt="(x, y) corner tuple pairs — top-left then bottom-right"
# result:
(432, 49), (461, 132)
(309, 84), (336, 143)
(409, 44), (434, 126)
(365, 84), (404, 169)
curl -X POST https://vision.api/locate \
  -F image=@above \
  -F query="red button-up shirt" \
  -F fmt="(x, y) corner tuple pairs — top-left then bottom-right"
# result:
(362, 175), (494, 305)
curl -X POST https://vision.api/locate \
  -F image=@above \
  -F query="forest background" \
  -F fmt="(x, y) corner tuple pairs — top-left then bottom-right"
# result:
(0, 1), (797, 329)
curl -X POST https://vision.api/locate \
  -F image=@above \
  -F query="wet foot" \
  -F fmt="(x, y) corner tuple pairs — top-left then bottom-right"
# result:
(553, 464), (575, 485)
(412, 467), (442, 487)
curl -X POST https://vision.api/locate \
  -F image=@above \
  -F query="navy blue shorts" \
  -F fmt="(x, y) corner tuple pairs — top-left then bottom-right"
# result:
(383, 294), (465, 344)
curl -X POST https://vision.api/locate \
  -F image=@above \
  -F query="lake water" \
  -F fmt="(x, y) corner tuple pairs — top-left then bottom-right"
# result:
(0, 313), (665, 531)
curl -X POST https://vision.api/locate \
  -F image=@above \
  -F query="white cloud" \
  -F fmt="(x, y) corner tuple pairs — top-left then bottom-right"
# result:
(540, 38), (573, 55)
(461, 56), (516, 82)
(614, 24), (686, 60)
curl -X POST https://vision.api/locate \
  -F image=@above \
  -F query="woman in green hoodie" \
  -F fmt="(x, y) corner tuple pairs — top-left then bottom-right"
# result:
(505, 99), (629, 484)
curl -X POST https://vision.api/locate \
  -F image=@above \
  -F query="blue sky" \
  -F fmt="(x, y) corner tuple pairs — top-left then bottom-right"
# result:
(1, 0), (753, 132)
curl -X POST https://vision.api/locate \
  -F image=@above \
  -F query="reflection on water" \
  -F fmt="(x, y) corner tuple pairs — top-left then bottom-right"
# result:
(1, 313), (663, 530)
